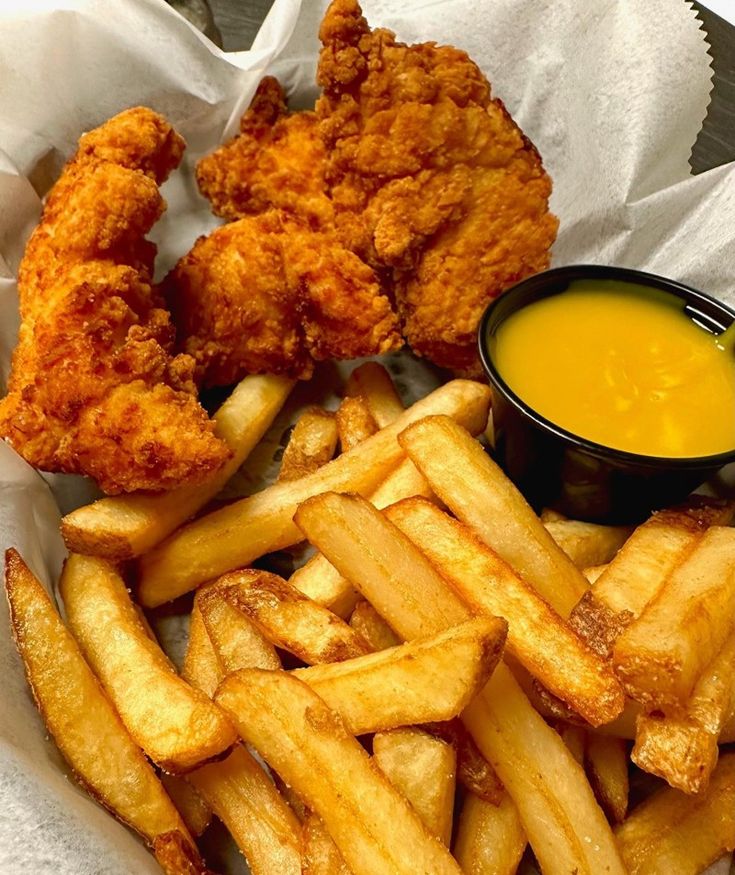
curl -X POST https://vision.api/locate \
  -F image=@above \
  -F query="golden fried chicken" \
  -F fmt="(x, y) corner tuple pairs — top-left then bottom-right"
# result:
(0, 108), (230, 494)
(317, 0), (559, 373)
(166, 211), (401, 385)
(196, 77), (334, 229)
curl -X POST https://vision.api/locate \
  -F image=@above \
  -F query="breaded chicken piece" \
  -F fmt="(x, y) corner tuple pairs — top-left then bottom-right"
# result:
(166, 211), (401, 386)
(196, 77), (334, 229)
(0, 108), (230, 494)
(317, 0), (558, 373)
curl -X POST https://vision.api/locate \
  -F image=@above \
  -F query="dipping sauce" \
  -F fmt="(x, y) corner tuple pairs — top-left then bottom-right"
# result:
(492, 280), (735, 458)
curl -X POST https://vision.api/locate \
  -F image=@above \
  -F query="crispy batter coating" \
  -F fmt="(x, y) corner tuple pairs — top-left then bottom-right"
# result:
(196, 77), (334, 229)
(166, 211), (401, 385)
(0, 107), (230, 494)
(317, 0), (558, 373)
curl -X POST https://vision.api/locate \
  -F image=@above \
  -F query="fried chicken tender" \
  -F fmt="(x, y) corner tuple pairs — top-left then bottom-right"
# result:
(196, 77), (334, 229)
(0, 108), (230, 494)
(166, 211), (401, 385)
(317, 0), (559, 373)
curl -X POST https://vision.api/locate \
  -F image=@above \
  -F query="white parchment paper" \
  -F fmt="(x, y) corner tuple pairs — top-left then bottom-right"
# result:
(0, 0), (733, 872)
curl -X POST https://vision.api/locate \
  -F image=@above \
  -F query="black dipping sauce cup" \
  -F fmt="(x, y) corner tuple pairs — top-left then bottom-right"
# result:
(478, 265), (735, 524)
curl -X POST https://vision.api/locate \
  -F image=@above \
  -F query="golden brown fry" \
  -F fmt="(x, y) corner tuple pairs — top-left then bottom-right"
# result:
(215, 670), (461, 875)
(188, 745), (302, 875)
(152, 831), (212, 875)
(583, 564), (608, 584)
(585, 734), (628, 823)
(4, 549), (192, 846)
(453, 792), (527, 875)
(138, 379), (490, 607)
(422, 719), (504, 805)
(557, 724), (586, 765)
(386, 497), (624, 726)
(544, 519), (631, 569)
(344, 362), (404, 428)
(59, 554), (236, 773)
(218, 569), (371, 664)
(160, 775), (212, 837)
(278, 405), (338, 482)
(197, 583), (280, 673)
(294, 492), (625, 874)
(569, 498), (734, 657)
(349, 601), (400, 650)
(302, 813), (352, 875)
(335, 395), (379, 451)
(615, 752), (735, 874)
(613, 526), (735, 708)
(182, 595), (222, 698)
(293, 618), (506, 735)
(373, 727), (456, 845)
(398, 415), (589, 617)
(61, 374), (294, 559)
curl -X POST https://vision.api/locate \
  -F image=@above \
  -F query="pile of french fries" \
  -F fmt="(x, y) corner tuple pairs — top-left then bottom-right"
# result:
(5, 362), (735, 875)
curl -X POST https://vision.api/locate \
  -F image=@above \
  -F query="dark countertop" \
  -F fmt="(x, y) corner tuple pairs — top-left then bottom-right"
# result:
(208, 0), (735, 175)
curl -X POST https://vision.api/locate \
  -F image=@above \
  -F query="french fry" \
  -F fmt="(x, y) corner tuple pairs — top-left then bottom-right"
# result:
(59, 554), (237, 773)
(138, 379), (490, 607)
(293, 618), (506, 735)
(217, 569), (371, 664)
(160, 774), (212, 837)
(540, 508), (567, 523)
(197, 583), (280, 673)
(4, 549), (192, 847)
(349, 601), (400, 650)
(295, 492), (626, 874)
(182, 594), (222, 698)
(583, 564), (608, 584)
(585, 734), (628, 823)
(613, 526), (735, 708)
(215, 670), (462, 875)
(302, 813), (351, 875)
(344, 361), (404, 427)
(544, 519), (631, 569)
(152, 831), (211, 875)
(558, 724), (586, 765)
(373, 727), (456, 845)
(336, 395), (378, 451)
(453, 792), (527, 875)
(422, 719), (504, 805)
(569, 498), (734, 657)
(615, 752), (735, 874)
(188, 745), (302, 875)
(278, 406), (338, 481)
(631, 629), (735, 794)
(386, 497), (624, 726)
(61, 374), (294, 560)
(398, 415), (589, 617)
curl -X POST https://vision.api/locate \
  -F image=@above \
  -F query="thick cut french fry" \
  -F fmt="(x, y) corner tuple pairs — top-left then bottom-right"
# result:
(61, 375), (294, 560)
(349, 601), (400, 650)
(218, 569), (371, 664)
(278, 406), (338, 482)
(4, 549), (192, 847)
(583, 564), (608, 584)
(293, 618), (506, 735)
(153, 831), (211, 874)
(558, 724), (586, 765)
(453, 792), (527, 875)
(302, 813), (352, 875)
(613, 526), (735, 708)
(295, 492), (625, 874)
(386, 498), (624, 726)
(398, 415), (589, 617)
(345, 361), (404, 427)
(544, 519), (631, 569)
(422, 719), (504, 805)
(631, 629), (735, 794)
(373, 727), (456, 845)
(182, 595), (222, 698)
(197, 583), (280, 673)
(59, 554), (236, 773)
(216, 670), (462, 875)
(188, 745), (302, 875)
(615, 752), (735, 874)
(160, 774), (212, 837)
(585, 734), (628, 823)
(336, 395), (378, 451)
(569, 498), (734, 657)
(138, 379), (490, 607)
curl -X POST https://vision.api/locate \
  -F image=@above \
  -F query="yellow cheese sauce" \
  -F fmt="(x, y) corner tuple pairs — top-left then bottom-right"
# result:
(492, 281), (735, 458)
